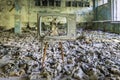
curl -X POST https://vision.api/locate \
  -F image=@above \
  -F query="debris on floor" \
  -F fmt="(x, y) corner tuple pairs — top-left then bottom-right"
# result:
(0, 30), (120, 80)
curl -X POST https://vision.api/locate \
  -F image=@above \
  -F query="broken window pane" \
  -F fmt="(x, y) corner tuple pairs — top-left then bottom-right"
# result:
(66, 1), (71, 7)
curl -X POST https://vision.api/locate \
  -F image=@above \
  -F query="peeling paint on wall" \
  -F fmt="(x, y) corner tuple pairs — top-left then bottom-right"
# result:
(95, 3), (111, 20)
(0, 0), (93, 29)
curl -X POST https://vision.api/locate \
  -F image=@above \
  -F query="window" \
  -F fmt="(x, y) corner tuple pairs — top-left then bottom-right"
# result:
(42, 0), (48, 6)
(103, 0), (108, 4)
(35, 0), (41, 6)
(113, 0), (120, 21)
(66, 1), (71, 7)
(55, 0), (61, 7)
(98, 0), (103, 6)
(35, 0), (61, 7)
(117, 0), (120, 20)
(65, 1), (90, 7)
(97, 0), (108, 6)
(72, 1), (77, 7)
(85, 2), (90, 7)
(78, 1), (83, 7)
(49, 0), (54, 6)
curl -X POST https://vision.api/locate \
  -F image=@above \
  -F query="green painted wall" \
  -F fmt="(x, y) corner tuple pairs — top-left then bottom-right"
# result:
(95, 3), (111, 20)
(91, 0), (120, 34)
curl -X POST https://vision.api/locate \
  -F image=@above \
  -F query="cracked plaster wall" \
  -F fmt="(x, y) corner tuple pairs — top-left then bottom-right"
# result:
(0, 0), (93, 30)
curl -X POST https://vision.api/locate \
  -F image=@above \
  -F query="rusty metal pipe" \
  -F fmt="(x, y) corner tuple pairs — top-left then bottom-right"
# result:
(42, 42), (48, 67)
(59, 42), (64, 63)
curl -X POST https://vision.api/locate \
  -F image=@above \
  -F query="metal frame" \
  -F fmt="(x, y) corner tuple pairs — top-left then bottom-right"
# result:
(37, 13), (76, 41)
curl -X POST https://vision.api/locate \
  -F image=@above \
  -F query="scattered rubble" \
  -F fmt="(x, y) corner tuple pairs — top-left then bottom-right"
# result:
(0, 30), (120, 80)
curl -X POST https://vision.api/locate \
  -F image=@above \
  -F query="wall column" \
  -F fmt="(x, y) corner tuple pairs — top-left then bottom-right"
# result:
(61, 0), (65, 7)
(14, 0), (21, 34)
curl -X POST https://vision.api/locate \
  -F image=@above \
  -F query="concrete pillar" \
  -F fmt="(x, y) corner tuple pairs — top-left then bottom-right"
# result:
(61, 0), (65, 7)
(93, 0), (96, 21)
(110, 0), (115, 21)
(67, 14), (76, 39)
(14, 0), (21, 34)
(93, 0), (95, 10)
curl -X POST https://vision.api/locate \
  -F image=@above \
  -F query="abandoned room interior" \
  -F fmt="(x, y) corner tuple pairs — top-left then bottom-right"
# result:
(0, 0), (120, 80)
